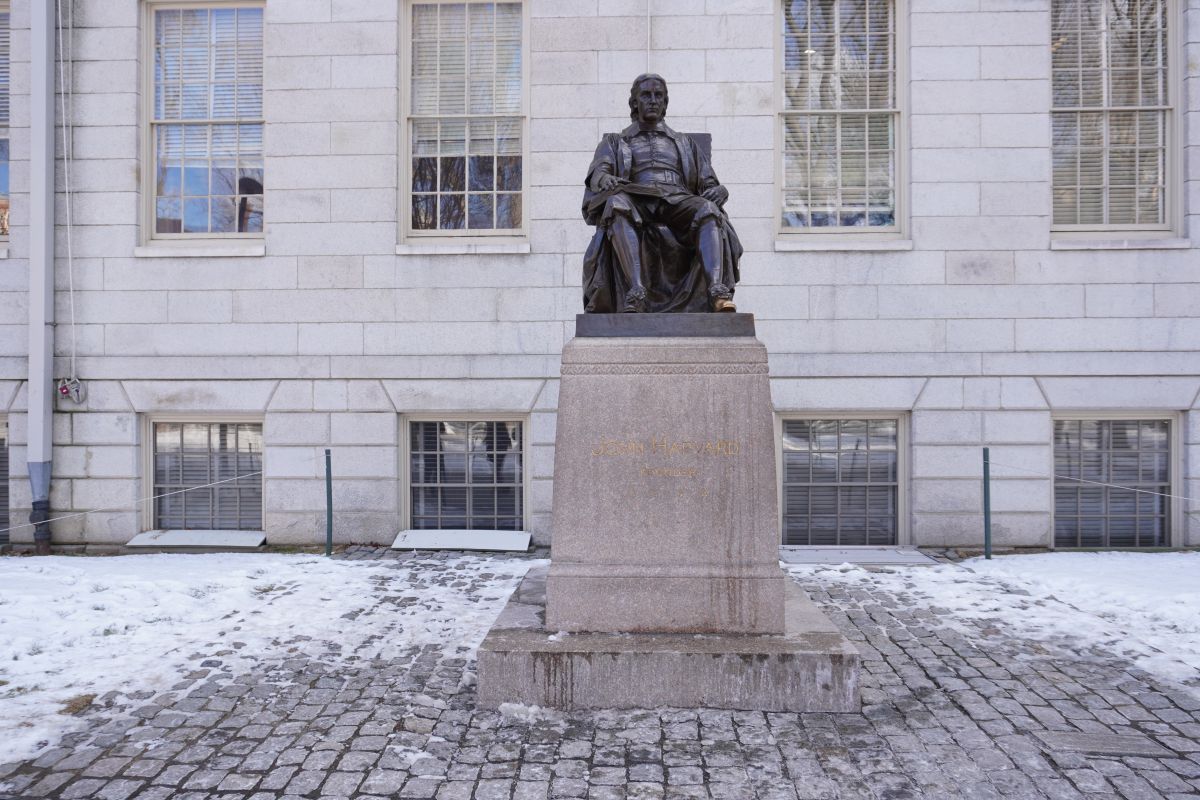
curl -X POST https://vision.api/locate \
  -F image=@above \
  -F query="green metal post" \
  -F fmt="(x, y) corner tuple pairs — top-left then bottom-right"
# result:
(325, 448), (333, 557)
(982, 446), (992, 560)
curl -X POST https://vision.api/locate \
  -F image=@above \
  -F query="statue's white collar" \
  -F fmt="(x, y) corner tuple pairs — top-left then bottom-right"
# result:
(621, 121), (675, 138)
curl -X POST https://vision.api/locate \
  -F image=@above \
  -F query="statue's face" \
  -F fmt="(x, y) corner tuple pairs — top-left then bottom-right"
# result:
(634, 79), (667, 124)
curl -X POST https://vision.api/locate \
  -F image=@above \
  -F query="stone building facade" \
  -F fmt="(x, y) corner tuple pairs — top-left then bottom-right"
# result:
(1, 0), (1198, 550)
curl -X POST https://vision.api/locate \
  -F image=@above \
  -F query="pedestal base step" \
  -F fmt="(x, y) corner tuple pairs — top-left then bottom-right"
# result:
(477, 566), (861, 712)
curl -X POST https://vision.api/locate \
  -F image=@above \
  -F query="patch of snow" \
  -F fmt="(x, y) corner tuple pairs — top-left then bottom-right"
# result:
(386, 743), (428, 769)
(0, 553), (538, 762)
(498, 702), (563, 725)
(788, 551), (1200, 695)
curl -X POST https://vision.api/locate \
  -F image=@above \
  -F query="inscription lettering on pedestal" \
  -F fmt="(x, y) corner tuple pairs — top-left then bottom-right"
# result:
(590, 436), (742, 458)
(589, 436), (743, 498)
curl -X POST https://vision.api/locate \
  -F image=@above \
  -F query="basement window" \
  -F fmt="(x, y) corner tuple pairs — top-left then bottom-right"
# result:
(781, 418), (900, 546)
(153, 421), (263, 530)
(407, 419), (524, 530)
(1054, 418), (1171, 547)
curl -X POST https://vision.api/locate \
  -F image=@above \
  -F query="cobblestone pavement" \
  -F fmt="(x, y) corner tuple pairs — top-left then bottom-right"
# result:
(2, 547), (1198, 800)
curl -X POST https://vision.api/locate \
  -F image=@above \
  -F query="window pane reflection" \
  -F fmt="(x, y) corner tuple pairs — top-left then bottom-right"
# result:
(781, 418), (899, 546)
(409, 420), (524, 530)
(409, 2), (523, 233)
(1053, 419), (1170, 548)
(153, 422), (262, 530)
(781, 0), (896, 229)
(152, 7), (263, 236)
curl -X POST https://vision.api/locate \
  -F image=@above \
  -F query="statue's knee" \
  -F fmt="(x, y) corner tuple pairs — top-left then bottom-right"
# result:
(693, 210), (722, 234)
(605, 193), (635, 215)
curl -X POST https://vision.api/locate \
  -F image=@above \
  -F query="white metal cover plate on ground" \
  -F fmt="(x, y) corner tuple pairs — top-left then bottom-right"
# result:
(391, 529), (530, 552)
(779, 546), (939, 566)
(126, 530), (267, 548)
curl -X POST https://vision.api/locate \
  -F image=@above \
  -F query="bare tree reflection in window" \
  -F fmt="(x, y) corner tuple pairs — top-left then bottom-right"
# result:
(152, 7), (263, 236)
(1051, 0), (1168, 227)
(781, 0), (895, 230)
(409, 1), (523, 233)
(0, 9), (9, 236)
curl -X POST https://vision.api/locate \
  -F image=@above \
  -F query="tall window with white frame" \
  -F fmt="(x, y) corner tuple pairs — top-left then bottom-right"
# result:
(148, 4), (264, 238)
(409, 420), (524, 531)
(1053, 419), (1171, 548)
(153, 422), (263, 530)
(406, 1), (524, 236)
(781, 419), (899, 546)
(780, 0), (897, 232)
(0, 2), (10, 238)
(0, 419), (8, 546)
(1051, 0), (1171, 231)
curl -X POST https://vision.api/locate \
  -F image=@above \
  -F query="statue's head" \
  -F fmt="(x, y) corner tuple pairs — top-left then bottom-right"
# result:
(629, 73), (668, 122)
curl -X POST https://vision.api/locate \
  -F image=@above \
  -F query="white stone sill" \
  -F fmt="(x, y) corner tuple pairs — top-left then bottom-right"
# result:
(134, 242), (266, 258)
(774, 238), (913, 252)
(0, 245), (9, 259)
(396, 240), (531, 256)
(1050, 237), (1190, 251)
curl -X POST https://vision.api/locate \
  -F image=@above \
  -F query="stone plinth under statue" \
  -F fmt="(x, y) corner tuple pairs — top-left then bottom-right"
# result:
(477, 314), (861, 712)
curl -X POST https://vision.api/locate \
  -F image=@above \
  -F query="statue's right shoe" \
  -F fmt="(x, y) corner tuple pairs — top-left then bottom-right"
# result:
(708, 283), (736, 313)
(622, 288), (648, 313)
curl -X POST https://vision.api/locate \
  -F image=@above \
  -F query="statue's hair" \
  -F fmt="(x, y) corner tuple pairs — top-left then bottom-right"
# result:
(628, 73), (668, 120)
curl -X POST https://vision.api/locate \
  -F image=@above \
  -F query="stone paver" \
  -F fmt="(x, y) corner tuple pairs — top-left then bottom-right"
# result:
(1, 547), (1198, 799)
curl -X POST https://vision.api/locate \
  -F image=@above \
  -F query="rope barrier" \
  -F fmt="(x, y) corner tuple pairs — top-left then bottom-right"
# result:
(986, 459), (1198, 506)
(0, 471), (264, 535)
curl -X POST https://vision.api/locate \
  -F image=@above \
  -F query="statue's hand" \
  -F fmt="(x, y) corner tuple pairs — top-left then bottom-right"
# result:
(596, 173), (621, 192)
(702, 185), (729, 207)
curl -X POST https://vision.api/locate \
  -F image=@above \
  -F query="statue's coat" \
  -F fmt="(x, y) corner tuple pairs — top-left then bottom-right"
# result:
(581, 123), (742, 314)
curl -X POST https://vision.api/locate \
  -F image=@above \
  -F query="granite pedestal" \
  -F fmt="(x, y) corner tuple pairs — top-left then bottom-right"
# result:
(477, 314), (860, 710)
(477, 566), (860, 711)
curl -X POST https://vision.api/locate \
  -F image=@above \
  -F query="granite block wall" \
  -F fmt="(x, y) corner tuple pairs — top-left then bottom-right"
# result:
(1, 0), (1197, 547)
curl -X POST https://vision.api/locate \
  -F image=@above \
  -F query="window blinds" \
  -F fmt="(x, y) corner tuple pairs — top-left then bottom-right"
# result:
(0, 10), (9, 237)
(1051, 0), (1168, 227)
(409, 421), (524, 531)
(1054, 419), (1170, 547)
(781, 0), (896, 230)
(152, 7), (264, 235)
(410, 2), (523, 232)
(782, 419), (899, 546)
(154, 423), (263, 531)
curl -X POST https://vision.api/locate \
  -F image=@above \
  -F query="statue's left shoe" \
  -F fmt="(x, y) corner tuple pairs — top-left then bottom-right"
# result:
(709, 284), (736, 312)
(622, 287), (648, 313)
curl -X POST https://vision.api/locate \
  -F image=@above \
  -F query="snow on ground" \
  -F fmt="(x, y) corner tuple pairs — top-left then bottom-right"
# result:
(788, 551), (1200, 695)
(0, 553), (537, 763)
(4, 550), (1195, 766)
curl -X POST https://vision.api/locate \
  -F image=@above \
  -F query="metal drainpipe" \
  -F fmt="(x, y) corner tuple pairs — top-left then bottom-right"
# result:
(28, 1), (56, 555)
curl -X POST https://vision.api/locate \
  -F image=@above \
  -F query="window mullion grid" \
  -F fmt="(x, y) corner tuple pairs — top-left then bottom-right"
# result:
(465, 423), (475, 529)
(781, 0), (897, 231)
(864, 5), (872, 215)
(804, 2), (813, 226)
(1054, 0), (1171, 230)
(833, 0), (843, 224)
(205, 424), (215, 531)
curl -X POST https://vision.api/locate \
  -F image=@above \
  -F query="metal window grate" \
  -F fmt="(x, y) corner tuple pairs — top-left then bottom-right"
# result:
(781, 0), (897, 230)
(1054, 419), (1170, 547)
(154, 422), (263, 530)
(410, 420), (523, 530)
(0, 8), (10, 236)
(1051, 0), (1168, 227)
(782, 419), (898, 546)
(0, 426), (8, 545)
(151, 6), (264, 235)
(409, 1), (523, 232)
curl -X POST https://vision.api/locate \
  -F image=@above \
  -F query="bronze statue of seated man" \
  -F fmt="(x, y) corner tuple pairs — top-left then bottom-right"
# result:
(581, 74), (742, 314)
